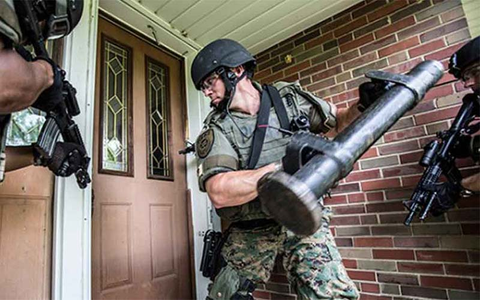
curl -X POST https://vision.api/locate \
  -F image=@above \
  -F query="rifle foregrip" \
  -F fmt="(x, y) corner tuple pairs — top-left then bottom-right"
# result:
(75, 168), (91, 189)
(404, 207), (417, 226)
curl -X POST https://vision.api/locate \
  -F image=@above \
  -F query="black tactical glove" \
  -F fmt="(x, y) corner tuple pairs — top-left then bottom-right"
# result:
(358, 80), (390, 112)
(452, 134), (473, 158)
(430, 181), (461, 216)
(452, 135), (480, 161)
(31, 56), (64, 112)
(44, 142), (87, 177)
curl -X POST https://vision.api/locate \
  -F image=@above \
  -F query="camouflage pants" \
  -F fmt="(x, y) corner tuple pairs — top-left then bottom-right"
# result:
(207, 219), (359, 299)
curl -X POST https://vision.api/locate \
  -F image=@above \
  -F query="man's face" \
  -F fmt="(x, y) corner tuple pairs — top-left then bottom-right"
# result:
(462, 62), (480, 91)
(200, 72), (226, 107)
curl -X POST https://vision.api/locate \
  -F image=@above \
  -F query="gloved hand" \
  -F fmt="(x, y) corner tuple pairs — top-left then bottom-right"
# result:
(31, 56), (64, 112)
(452, 134), (480, 161)
(430, 181), (461, 216)
(45, 142), (87, 177)
(451, 134), (473, 158)
(358, 80), (390, 112)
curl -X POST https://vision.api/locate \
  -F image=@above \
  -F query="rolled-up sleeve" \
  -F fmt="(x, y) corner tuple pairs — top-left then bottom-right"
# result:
(196, 127), (239, 192)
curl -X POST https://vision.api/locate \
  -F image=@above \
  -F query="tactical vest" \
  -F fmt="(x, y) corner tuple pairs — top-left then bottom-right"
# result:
(196, 81), (337, 222)
(0, 0), (22, 44)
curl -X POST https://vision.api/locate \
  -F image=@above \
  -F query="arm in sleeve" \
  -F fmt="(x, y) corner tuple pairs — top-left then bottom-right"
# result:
(195, 126), (276, 208)
(196, 126), (239, 192)
(290, 82), (337, 134)
(291, 82), (361, 136)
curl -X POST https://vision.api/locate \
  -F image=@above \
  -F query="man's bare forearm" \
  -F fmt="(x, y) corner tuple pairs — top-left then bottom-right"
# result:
(0, 48), (53, 113)
(205, 163), (277, 209)
(5, 146), (34, 171)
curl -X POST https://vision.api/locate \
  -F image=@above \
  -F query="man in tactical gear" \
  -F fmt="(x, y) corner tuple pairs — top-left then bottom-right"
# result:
(0, 0), (85, 181)
(449, 36), (480, 193)
(192, 39), (372, 300)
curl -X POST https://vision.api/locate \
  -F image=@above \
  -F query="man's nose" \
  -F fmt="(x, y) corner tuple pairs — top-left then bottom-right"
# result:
(203, 89), (213, 97)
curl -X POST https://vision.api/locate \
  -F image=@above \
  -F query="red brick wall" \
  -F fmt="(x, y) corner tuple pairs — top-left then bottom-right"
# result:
(253, 0), (479, 299)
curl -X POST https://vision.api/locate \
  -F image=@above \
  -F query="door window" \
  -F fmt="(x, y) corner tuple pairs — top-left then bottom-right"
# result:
(146, 57), (172, 180)
(100, 37), (133, 175)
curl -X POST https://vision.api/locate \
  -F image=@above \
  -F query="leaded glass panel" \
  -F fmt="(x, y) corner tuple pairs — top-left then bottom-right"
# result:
(147, 59), (171, 179)
(102, 40), (130, 172)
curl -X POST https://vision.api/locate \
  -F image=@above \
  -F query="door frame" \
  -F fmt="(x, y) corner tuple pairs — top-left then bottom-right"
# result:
(52, 0), (217, 299)
(92, 13), (193, 298)
(96, 2), (217, 299)
(51, 1), (98, 299)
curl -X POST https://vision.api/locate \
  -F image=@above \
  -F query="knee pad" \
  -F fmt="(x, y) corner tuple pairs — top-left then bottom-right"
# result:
(207, 265), (256, 300)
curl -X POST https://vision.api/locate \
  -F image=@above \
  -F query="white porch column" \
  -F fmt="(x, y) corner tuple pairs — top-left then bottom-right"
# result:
(51, 0), (99, 299)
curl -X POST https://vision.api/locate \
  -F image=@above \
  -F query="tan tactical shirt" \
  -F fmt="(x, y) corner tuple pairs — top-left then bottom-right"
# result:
(195, 81), (337, 222)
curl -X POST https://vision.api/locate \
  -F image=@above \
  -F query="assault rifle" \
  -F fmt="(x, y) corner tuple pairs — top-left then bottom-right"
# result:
(15, 0), (91, 188)
(404, 91), (479, 225)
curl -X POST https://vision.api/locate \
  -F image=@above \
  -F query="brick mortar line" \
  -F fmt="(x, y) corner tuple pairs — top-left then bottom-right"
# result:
(377, 161), (419, 168)
(333, 221), (474, 228)
(377, 150), (420, 159)
(373, 270), (479, 279)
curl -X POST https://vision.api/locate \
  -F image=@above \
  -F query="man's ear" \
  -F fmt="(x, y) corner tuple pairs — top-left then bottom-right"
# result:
(232, 66), (245, 77)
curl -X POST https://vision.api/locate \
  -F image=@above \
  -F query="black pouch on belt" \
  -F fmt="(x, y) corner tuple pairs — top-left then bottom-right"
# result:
(200, 230), (226, 279)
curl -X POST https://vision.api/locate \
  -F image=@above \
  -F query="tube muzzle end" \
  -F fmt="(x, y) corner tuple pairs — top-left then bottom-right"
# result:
(258, 171), (322, 236)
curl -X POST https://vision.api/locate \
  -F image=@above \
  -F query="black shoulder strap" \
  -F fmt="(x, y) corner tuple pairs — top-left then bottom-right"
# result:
(247, 87), (271, 169)
(247, 85), (290, 169)
(266, 85), (290, 131)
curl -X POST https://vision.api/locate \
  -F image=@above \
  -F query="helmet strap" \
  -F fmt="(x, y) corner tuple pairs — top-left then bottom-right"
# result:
(216, 67), (247, 112)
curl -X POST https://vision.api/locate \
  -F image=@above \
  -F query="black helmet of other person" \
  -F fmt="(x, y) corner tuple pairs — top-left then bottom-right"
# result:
(449, 36), (480, 79)
(15, 0), (84, 41)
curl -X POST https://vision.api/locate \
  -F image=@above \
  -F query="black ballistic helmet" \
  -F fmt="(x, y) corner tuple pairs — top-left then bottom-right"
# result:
(33, 0), (84, 39)
(191, 39), (256, 90)
(14, 0), (83, 42)
(449, 36), (480, 79)
(44, 0), (84, 39)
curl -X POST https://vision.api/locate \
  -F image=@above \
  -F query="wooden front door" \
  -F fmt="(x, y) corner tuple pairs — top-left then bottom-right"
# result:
(0, 167), (53, 300)
(92, 17), (192, 299)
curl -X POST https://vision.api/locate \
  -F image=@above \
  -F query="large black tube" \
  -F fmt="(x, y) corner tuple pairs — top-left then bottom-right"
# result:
(258, 60), (445, 235)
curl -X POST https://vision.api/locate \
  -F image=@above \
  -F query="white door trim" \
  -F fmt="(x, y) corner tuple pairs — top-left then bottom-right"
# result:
(51, 0), (99, 299)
